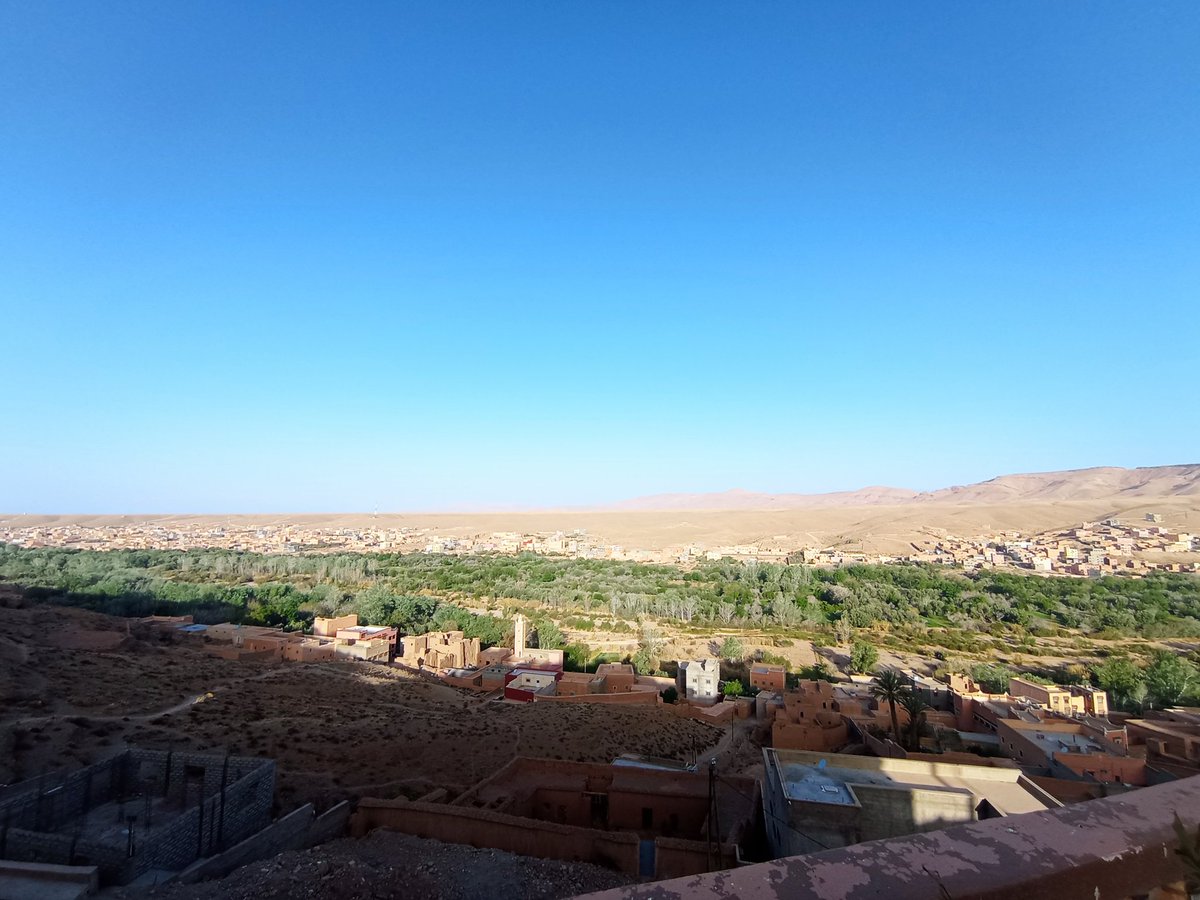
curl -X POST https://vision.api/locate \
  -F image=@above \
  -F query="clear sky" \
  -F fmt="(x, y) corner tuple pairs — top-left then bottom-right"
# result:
(2, 3), (1198, 512)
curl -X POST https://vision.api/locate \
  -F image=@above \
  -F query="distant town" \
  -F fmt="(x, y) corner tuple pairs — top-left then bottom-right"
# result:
(3, 513), (1196, 576)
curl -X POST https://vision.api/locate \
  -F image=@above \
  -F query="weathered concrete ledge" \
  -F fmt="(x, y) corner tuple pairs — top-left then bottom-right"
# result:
(575, 774), (1200, 900)
(0, 860), (99, 900)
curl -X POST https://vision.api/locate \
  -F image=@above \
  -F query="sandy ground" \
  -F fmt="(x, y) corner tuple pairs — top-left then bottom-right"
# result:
(104, 830), (634, 900)
(7, 496), (1198, 554)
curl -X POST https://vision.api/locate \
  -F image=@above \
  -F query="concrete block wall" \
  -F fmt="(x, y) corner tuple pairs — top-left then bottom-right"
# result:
(0, 825), (136, 883)
(123, 749), (269, 805)
(0, 756), (124, 832)
(177, 800), (350, 884)
(0, 749), (274, 886)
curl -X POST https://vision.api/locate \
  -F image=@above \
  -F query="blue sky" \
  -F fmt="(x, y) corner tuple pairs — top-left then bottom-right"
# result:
(2, 3), (1198, 512)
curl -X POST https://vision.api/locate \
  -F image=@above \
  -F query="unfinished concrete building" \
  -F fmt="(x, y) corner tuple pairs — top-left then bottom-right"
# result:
(0, 749), (274, 885)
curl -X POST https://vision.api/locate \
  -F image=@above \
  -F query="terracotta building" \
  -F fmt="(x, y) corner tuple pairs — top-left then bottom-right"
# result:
(1008, 677), (1086, 717)
(995, 718), (1127, 773)
(1068, 684), (1109, 718)
(554, 663), (639, 697)
(770, 680), (851, 752)
(397, 630), (480, 670)
(313, 614), (358, 637)
(749, 663), (786, 693)
(353, 757), (757, 880)
(1124, 709), (1200, 774)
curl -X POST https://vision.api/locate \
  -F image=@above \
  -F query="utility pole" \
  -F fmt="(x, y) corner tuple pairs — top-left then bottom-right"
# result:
(707, 758), (722, 871)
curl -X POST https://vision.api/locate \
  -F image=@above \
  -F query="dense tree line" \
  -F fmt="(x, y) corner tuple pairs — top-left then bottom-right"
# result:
(2, 543), (1198, 640)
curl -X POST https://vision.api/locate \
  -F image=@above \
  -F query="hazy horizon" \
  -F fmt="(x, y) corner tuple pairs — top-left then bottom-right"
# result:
(3, 462), (1198, 517)
(3, 4), (1198, 513)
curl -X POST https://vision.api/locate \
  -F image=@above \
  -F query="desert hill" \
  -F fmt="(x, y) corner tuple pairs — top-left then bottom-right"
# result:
(608, 485), (919, 511)
(607, 464), (1200, 512)
(916, 464), (1200, 505)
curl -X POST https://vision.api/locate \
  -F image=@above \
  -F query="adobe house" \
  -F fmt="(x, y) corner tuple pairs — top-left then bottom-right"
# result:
(749, 663), (786, 693)
(554, 664), (639, 697)
(771, 681), (851, 752)
(994, 718), (1128, 774)
(1008, 677), (1086, 717)
(312, 614), (358, 637)
(332, 625), (397, 662)
(353, 757), (758, 880)
(1123, 710), (1200, 775)
(478, 646), (512, 667)
(396, 630), (480, 670)
(595, 663), (637, 692)
(281, 637), (335, 662)
(504, 668), (562, 701)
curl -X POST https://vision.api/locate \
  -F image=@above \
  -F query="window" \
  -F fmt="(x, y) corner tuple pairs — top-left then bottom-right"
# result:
(642, 807), (653, 829)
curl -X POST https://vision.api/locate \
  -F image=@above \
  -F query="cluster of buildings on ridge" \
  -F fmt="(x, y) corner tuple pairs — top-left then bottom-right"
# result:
(9, 606), (1200, 893)
(6, 512), (1197, 576)
(143, 614), (399, 664)
(144, 610), (1200, 795)
(750, 668), (1200, 798)
(0, 521), (792, 566)
(895, 514), (1198, 575)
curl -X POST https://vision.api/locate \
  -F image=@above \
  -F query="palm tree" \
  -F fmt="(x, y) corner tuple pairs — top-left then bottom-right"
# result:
(899, 690), (930, 751)
(871, 669), (909, 745)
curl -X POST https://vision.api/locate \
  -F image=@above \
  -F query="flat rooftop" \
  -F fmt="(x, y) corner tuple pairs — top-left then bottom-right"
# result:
(778, 763), (857, 806)
(766, 749), (1057, 816)
(1027, 731), (1107, 755)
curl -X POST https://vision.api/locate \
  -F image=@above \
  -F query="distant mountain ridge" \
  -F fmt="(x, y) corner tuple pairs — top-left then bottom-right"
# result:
(606, 464), (1200, 511)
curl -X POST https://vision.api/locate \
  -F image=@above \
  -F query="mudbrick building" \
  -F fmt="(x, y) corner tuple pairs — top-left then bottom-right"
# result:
(1124, 708), (1200, 776)
(396, 629), (480, 670)
(351, 757), (759, 880)
(0, 749), (274, 886)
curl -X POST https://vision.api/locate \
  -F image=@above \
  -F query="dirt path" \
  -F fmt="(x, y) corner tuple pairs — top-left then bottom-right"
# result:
(8, 668), (288, 728)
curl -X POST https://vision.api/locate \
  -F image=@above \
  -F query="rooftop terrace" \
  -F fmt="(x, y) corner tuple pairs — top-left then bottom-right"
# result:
(766, 749), (1057, 816)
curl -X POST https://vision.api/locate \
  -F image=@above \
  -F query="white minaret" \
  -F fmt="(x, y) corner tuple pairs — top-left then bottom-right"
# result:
(514, 613), (527, 655)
